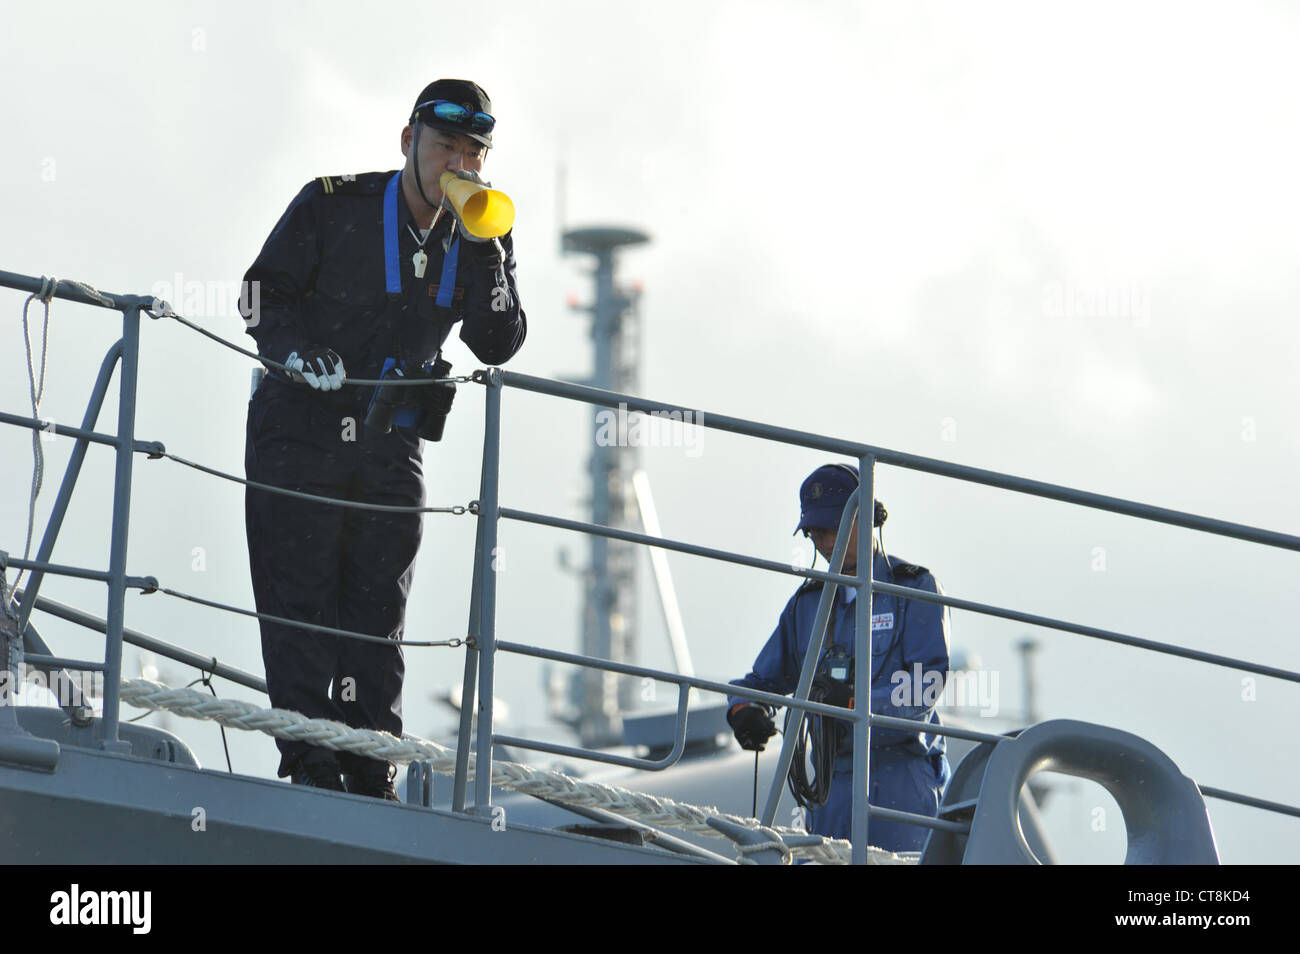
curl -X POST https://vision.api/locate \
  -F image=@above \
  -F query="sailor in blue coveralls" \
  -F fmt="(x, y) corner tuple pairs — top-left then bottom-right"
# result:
(241, 80), (526, 798)
(727, 464), (951, 850)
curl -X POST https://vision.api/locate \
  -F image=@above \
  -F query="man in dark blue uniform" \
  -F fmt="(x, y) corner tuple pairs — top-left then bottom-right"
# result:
(241, 79), (526, 798)
(727, 464), (951, 850)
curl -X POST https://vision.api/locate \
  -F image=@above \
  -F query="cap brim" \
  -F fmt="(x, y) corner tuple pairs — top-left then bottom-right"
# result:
(420, 118), (492, 148)
(794, 521), (830, 536)
(794, 509), (841, 535)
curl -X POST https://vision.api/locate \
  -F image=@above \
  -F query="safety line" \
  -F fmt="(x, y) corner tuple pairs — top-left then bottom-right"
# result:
(159, 451), (476, 515)
(151, 586), (469, 649)
(161, 308), (475, 388)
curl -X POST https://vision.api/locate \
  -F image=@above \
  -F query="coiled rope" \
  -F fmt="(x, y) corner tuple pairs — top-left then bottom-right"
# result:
(118, 678), (914, 865)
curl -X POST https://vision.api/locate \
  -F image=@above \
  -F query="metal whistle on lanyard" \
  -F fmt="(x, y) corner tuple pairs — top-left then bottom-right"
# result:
(410, 207), (444, 280)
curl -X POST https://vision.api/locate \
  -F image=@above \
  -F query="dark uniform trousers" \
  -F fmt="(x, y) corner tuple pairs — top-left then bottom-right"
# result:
(240, 170), (525, 777)
(245, 375), (423, 777)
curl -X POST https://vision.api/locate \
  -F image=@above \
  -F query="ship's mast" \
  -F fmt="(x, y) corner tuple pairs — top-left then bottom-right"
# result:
(561, 226), (649, 747)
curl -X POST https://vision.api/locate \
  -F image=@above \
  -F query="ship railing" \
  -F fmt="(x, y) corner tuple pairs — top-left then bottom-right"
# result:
(462, 369), (1300, 864)
(2, 270), (1299, 866)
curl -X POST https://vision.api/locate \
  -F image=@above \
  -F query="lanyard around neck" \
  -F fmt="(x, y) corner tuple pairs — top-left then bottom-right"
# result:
(383, 170), (460, 302)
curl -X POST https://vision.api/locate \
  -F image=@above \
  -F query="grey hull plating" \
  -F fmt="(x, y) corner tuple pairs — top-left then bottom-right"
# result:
(0, 745), (707, 865)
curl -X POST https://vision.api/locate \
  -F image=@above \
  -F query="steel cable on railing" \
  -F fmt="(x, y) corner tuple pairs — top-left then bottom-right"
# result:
(154, 449), (477, 515)
(143, 584), (470, 649)
(153, 302), (476, 388)
(3, 285), (481, 680)
(134, 449), (481, 647)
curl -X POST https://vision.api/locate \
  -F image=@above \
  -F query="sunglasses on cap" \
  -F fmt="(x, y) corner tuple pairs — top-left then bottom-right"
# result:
(414, 99), (495, 134)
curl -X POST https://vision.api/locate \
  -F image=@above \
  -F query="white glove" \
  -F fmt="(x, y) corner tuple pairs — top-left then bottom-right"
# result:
(286, 348), (345, 391)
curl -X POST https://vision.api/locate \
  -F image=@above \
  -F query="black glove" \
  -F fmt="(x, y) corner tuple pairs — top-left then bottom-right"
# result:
(285, 347), (345, 391)
(727, 703), (777, 752)
(813, 674), (854, 710)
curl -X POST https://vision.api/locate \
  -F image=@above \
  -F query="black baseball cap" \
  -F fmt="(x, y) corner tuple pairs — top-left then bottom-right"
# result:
(411, 79), (494, 148)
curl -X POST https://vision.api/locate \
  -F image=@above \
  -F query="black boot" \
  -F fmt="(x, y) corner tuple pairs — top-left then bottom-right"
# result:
(345, 759), (400, 801)
(290, 749), (346, 792)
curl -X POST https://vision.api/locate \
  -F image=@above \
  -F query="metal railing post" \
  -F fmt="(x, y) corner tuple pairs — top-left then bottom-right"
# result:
(97, 307), (142, 752)
(452, 498), (486, 813)
(472, 369), (504, 813)
(1, 557), (20, 727)
(850, 456), (876, 864)
(15, 341), (123, 635)
(760, 491), (860, 828)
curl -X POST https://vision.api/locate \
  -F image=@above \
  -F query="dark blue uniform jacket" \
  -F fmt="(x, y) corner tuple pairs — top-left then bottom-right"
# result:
(728, 549), (951, 766)
(241, 170), (526, 405)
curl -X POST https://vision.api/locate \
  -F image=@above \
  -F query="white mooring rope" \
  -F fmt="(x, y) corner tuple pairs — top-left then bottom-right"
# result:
(15, 279), (55, 590)
(119, 678), (915, 865)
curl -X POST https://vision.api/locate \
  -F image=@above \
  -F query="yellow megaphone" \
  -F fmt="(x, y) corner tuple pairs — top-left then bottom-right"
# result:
(439, 172), (515, 239)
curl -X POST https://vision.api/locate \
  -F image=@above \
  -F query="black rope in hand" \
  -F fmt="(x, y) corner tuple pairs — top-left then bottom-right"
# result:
(786, 684), (841, 812)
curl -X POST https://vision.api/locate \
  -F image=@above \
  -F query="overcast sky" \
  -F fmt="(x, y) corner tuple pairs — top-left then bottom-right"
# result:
(2, 0), (1297, 863)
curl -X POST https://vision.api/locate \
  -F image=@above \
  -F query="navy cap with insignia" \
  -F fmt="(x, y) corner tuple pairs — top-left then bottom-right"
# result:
(794, 463), (861, 534)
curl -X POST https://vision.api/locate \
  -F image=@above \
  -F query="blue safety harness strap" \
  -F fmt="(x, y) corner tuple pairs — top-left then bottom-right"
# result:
(363, 356), (422, 430)
(383, 172), (403, 294)
(437, 232), (460, 307)
(373, 171), (454, 430)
